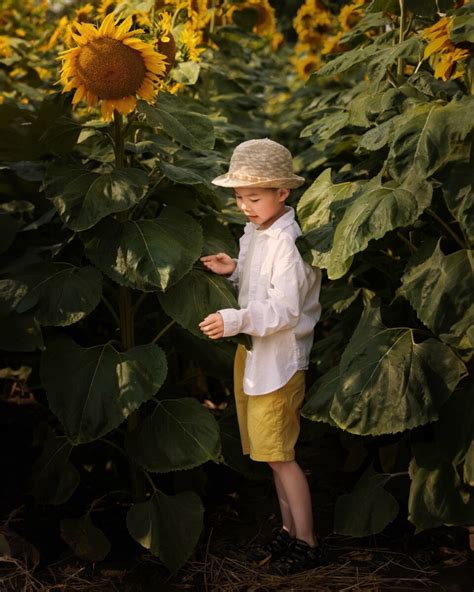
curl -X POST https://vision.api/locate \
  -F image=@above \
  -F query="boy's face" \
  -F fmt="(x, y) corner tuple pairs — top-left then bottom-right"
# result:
(234, 187), (289, 230)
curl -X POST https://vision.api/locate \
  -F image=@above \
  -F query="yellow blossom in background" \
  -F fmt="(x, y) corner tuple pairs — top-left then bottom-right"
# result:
(293, 0), (333, 46)
(15, 28), (26, 37)
(420, 15), (471, 80)
(0, 36), (12, 58)
(97, 0), (116, 19)
(321, 31), (345, 55)
(179, 19), (204, 61)
(58, 13), (167, 120)
(74, 3), (95, 24)
(226, 0), (279, 40)
(42, 15), (69, 51)
(339, 0), (365, 32)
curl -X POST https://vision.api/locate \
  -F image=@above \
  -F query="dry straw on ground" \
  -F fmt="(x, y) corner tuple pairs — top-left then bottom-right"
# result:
(180, 550), (441, 592)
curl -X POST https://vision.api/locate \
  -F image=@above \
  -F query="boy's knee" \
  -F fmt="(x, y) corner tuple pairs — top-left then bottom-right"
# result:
(268, 460), (292, 472)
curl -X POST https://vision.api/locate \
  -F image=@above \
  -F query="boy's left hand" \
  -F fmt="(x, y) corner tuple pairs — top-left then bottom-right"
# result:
(199, 313), (224, 340)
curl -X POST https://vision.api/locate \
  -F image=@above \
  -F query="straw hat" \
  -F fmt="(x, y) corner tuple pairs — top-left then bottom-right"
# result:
(212, 138), (305, 189)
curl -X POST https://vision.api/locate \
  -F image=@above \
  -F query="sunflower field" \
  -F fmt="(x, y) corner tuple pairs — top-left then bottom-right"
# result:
(0, 0), (473, 587)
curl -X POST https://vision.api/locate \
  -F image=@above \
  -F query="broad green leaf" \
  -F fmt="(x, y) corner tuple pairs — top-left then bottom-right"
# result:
(368, 37), (424, 84)
(334, 466), (399, 536)
(60, 514), (111, 561)
(126, 398), (221, 472)
(12, 263), (102, 326)
(0, 214), (20, 254)
(434, 384), (474, 465)
(170, 60), (201, 85)
(313, 45), (380, 78)
(83, 207), (202, 291)
(31, 431), (80, 505)
(328, 176), (432, 280)
(441, 161), (474, 244)
(0, 313), (43, 352)
(158, 160), (210, 185)
(387, 98), (474, 183)
(41, 337), (167, 444)
(358, 116), (401, 151)
(450, 14), (474, 44)
(326, 305), (466, 435)
(138, 99), (214, 150)
(301, 366), (339, 427)
(158, 268), (251, 348)
(126, 490), (203, 572)
(296, 169), (358, 269)
(45, 166), (149, 231)
(399, 242), (473, 348)
(408, 456), (474, 533)
(300, 111), (349, 141)
(201, 215), (238, 258)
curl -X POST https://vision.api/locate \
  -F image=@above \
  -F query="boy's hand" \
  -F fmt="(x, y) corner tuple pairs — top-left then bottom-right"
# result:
(200, 253), (236, 276)
(199, 313), (224, 340)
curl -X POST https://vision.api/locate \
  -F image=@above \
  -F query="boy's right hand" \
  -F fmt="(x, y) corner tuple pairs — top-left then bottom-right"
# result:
(200, 253), (236, 276)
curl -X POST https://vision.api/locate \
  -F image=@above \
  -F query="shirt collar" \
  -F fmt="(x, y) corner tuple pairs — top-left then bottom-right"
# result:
(243, 206), (295, 237)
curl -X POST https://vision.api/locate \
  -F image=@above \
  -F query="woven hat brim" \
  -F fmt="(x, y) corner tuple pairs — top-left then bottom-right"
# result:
(212, 174), (305, 189)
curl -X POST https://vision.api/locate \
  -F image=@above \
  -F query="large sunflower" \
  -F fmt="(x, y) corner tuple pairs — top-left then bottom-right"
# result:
(58, 13), (167, 120)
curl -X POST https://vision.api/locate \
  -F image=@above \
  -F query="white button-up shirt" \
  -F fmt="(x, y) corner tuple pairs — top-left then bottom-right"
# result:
(218, 207), (322, 395)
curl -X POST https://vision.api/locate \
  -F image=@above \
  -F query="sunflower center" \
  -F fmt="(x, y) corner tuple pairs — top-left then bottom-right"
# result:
(76, 38), (147, 100)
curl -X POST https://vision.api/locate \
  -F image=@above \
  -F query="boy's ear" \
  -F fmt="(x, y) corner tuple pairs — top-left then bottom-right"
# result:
(278, 188), (290, 201)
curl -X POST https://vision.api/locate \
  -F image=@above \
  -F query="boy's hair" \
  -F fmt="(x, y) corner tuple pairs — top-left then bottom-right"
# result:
(212, 138), (305, 189)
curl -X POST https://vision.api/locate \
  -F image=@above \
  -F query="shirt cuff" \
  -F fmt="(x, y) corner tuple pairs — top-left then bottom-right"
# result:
(226, 259), (239, 283)
(218, 308), (241, 337)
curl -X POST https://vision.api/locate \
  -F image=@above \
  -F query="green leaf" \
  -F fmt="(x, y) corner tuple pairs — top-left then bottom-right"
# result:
(126, 490), (203, 572)
(45, 166), (149, 231)
(13, 263), (102, 326)
(301, 366), (340, 427)
(138, 99), (214, 150)
(399, 242), (473, 349)
(0, 312), (43, 352)
(126, 398), (221, 472)
(60, 514), (111, 561)
(158, 268), (251, 348)
(325, 304), (466, 435)
(83, 207), (203, 291)
(334, 466), (399, 536)
(201, 215), (238, 258)
(31, 431), (80, 505)
(434, 383), (474, 465)
(327, 176), (432, 280)
(441, 161), (474, 244)
(158, 160), (210, 186)
(41, 337), (167, 444)
(296, 169), (358, 269)
(170, 61), (201, 85)
(387, 98), (474, 183)
(0, 214), (20, 254)
(450, 14), (474, 44)
(408, 456), (474, 533)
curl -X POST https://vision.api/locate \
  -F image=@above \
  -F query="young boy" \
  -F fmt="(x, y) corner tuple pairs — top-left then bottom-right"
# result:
(198, 138), (323, 575)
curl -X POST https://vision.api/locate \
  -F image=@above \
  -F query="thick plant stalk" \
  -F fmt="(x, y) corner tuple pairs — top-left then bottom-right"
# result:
(114, 110), (145, 499)
(397, 0), (406, 80)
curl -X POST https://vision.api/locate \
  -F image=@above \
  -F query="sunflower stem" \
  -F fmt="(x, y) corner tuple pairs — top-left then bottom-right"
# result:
(114, 109), (144, 499)
(397, 0), (406, 80)
(426, 208), (466, 249)
(113, 110), (125, 168)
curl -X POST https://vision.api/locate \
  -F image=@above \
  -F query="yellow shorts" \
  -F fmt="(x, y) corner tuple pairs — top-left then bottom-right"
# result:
(233, 344), (305, 463)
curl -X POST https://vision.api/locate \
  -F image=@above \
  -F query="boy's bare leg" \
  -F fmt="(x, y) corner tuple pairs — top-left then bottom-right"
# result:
(273, 471), (295, 537)
(269, 460), (316, 547)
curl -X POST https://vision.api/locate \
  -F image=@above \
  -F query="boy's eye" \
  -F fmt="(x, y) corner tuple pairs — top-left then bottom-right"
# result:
(250, 199), (259, 203)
